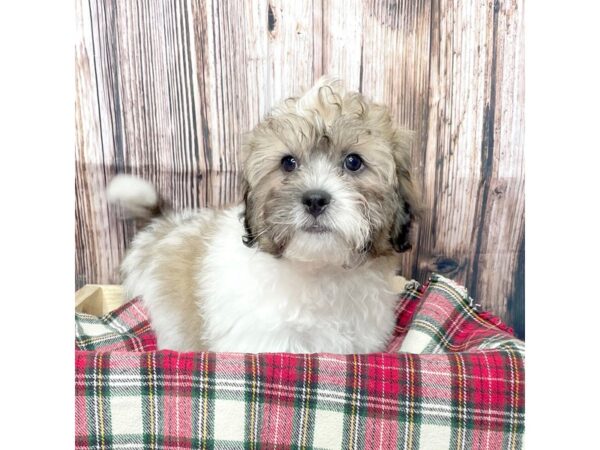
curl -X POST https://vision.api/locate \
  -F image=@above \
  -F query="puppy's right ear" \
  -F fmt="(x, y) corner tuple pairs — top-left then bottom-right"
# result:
(241, 179), (257, 247)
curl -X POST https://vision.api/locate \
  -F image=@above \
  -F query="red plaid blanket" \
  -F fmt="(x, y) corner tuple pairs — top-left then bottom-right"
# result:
(75, 274), (524, 449)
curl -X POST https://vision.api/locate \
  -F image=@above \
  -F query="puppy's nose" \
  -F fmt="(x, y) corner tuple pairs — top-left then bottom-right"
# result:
(302, 190), (331, 217)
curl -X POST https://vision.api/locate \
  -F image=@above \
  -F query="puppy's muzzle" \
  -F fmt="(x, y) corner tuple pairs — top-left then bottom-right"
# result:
(302, 190), (331, 217)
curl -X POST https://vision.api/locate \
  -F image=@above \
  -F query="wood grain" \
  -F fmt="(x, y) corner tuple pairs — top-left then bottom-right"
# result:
(75, 0), (525, 337)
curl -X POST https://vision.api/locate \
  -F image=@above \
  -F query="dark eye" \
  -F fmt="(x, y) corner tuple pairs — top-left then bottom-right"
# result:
(281, 156), (298, 172)
(344, 154), (363, 172)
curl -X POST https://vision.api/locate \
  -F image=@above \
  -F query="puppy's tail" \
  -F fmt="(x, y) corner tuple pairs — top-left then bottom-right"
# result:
(107, 174), (164, 219)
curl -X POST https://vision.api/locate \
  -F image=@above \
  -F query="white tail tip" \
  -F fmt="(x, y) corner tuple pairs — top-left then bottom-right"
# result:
(107, 174), (160, 219)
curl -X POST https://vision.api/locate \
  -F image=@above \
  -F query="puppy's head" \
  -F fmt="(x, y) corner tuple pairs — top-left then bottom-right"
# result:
(241, 77), (420, 267)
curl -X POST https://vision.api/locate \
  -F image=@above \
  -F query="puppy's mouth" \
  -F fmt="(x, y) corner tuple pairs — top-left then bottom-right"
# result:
(300, 223), (331, 234)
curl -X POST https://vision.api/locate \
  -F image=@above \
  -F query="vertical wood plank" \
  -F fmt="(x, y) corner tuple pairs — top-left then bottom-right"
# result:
(190, 0), (265, 206)
(468, 0), (525, 335)
(75, 0), (123, 286)
(264, 0), (323, 102)
(359, 0), (432, 280)
(417, 0), (524, 335)
(76, 0), (213, 285)
(418, 0), (493, 288)
(321, 0), (364, 90)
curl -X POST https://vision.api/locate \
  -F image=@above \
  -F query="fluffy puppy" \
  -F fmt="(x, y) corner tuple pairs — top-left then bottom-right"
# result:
(107, 77), (419, 353)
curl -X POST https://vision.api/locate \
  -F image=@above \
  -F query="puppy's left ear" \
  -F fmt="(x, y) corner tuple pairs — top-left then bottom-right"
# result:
(390, 128), (422, 253)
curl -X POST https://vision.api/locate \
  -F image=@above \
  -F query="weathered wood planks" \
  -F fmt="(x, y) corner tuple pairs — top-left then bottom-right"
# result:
(75, 0), (525, 337)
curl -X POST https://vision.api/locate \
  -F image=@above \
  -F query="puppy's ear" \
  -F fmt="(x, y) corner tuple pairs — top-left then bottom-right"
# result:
(391, 198), (414, 253)
(241, 130), (260, 248)
(241, 179), (257, 247)
(390, 129), (421, 253)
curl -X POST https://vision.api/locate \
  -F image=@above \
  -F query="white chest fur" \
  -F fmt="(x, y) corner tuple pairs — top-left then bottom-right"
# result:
(197, 209), (399, 353)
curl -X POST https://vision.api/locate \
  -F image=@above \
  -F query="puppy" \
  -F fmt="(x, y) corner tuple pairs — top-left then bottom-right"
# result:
(107, 77), (419, 353)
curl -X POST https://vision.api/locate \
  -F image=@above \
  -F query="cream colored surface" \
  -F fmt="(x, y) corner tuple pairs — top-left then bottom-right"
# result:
(75, 284), (124, 316)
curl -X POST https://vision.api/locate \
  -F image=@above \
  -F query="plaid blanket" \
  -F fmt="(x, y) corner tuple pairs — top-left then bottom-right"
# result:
(75, 274), (524, 449)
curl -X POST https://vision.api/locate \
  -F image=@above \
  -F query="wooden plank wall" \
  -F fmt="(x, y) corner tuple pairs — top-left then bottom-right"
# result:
(75, 0), (525, 338)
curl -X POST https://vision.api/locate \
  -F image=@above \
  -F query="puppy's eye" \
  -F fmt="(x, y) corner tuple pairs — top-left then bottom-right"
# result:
(281, 155), (298, 172)
(344, 154), (363, 172)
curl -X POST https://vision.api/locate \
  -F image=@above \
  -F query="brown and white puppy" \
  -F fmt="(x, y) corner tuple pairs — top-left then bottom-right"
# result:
(107, 76), (419, 353)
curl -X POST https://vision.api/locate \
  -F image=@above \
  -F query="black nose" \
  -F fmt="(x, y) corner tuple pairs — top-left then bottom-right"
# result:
(302, 190), (331, 217)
